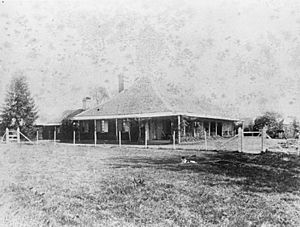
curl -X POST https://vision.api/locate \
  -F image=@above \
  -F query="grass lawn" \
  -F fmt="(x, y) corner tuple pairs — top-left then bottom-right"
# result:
(0, 143), (299, 226)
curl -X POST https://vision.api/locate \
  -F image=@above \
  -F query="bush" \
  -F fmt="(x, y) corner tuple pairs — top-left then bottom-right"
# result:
(254, 112), (283, 138)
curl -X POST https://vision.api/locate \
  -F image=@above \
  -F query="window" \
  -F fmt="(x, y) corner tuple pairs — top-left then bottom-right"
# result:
(101, 120), (109, 133)
(82, 121), (89, 133)
(96, 120), (101, 132)
(94, 120), (109, 133)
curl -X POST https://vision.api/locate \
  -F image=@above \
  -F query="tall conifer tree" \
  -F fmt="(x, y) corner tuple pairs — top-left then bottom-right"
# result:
(1, 75), (38, 137)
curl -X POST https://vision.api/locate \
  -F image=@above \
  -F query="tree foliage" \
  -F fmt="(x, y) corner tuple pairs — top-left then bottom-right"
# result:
(254, 112), (283, 137)
(60, 119), (80, 142)
(0, 75), (38, 137)
(60, 119), (73, 142)
(292, 118), (299, 136)
(89, 86), (110, 106)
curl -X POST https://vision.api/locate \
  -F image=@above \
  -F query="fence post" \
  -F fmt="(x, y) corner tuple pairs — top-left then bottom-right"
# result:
(54, 127), (56, 145)
(36, 130), (39, 144)
(261, 127), (265, 152)
(238, 127), (242, 152)
(17, 127), (20, 143)
(115, 119), (118, 142)
(6, 128), (9, 144)
(73, 130), (76, 145)
(119, 131), (121, 147)
(177, 116), (181, 144)
(94, 129), (97, 147)
(204, 130), (208, 151)
(241, 127), (244, 152)
(94, 120), (97, 147)
(173, 131), (176, 150)
(145, 130), (148, 148)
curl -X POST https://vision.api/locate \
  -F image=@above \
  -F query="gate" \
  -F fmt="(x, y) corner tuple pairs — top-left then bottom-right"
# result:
(219, 127), (284, 153)
(1, 128), (33, 144)
(240, 129), (265, 153)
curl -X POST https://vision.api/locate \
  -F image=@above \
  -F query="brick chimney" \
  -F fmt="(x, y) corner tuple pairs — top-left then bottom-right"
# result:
(118, 74), (124, 93)
(82, 97), (91, 110)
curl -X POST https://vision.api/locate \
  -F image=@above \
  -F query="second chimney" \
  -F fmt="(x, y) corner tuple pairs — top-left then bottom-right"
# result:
(118, 74), (124, 93)
(82, 97), (91, 110)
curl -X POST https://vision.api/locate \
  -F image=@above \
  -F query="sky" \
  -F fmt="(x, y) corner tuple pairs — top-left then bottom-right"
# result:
(0, 0), (299, 123)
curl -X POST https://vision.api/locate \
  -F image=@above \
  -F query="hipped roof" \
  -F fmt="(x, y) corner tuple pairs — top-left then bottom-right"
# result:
(73, 77), (238, 121)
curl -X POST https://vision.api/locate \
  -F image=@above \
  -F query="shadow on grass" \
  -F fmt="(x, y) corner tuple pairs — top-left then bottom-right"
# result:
(111, 151), (300, 193)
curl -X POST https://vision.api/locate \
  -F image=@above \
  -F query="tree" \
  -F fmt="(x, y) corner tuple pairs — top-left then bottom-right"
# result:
(89, 86), (110, 106)
(253, 111), (283, 138)
(292, 118), (299, 137)
(0, 75), (38, 137)
(60, 119), (74, 142)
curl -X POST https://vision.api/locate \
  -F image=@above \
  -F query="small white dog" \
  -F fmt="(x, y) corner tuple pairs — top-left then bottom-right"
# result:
(181, 156), (197, 164)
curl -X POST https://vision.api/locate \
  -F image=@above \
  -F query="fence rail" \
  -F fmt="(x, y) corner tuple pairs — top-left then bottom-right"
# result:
(1, 128), (33, 144)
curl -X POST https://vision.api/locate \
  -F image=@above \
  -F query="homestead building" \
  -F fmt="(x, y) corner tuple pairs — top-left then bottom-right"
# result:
(72, 76), (238, 144)
(36, 108), (85, 140)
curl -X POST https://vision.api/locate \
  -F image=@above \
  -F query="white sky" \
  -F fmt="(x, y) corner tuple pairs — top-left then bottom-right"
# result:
(0, 0), (299, 122)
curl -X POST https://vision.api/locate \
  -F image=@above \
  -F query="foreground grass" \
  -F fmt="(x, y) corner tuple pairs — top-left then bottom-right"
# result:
(0, 144), (299, 226)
